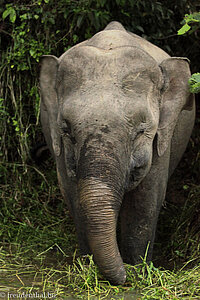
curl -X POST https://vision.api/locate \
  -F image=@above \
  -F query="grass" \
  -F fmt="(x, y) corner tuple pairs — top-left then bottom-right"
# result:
(0, 250), (199, 299)
(0, 157), (199, 300)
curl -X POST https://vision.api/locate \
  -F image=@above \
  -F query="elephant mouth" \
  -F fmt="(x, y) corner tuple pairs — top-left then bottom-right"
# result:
(125, 169), (147, 191)
(125, 152), (152, 191)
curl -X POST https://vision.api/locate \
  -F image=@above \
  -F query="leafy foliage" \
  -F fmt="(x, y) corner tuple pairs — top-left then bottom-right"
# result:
(189, 73), (200, 94)
(178, 12), (200, 94)
(178, 12), (200, 35)
(2, 5), (16, 23)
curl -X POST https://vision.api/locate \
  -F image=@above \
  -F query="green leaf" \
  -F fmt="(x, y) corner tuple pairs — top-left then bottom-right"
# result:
(77, 15), (84, 28)
(29, 49), (35, 57)
(136, 25), (144, 33)
(190, 83), (200, 94)
(190, 73), (200, 82)
(20, 13), (28, 20)
(183, 185), (189, 190)
(185, 13), (200, 23)
(10, 9), (16, 23)
(49, 17), (55, 25)
(73, 34), (79, 44)
(10, 10), (16, 23)
(188, 73), (200, 94)
(2, 8), (11, 20)
(2, 7), (16, 23)
(177, 23), (191, 35)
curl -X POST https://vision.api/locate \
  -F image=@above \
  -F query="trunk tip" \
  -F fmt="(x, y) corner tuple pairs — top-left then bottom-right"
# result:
(107, 265), (126, 286)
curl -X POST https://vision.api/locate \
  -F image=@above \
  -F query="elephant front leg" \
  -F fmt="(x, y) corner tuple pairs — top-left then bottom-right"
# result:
(75, 213), (90, 255)
(120, 147), (170, 265)
(119, 187), (162, 264)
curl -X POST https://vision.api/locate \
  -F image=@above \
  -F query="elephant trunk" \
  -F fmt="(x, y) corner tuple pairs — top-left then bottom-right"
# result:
(75, 132), (129, 284)
(77, 141), (127, 284)
(78, 178), (126, 285)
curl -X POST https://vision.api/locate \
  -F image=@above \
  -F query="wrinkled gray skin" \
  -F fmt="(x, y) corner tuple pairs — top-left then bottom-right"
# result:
(40, 22), (195, 285)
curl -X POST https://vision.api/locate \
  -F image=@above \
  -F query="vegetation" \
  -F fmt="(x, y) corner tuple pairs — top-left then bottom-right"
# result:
(178, 12), (200, 93)
(178, 12), (200, 36)
(189, 73), (200, 94)
(0, 0), (200, 299)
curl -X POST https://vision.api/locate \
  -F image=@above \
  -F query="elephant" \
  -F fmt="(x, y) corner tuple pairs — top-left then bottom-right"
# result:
(39, 21), (195, 285)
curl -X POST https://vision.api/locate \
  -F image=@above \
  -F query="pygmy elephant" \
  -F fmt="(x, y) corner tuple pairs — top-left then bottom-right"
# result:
(39, 21), (195, 285)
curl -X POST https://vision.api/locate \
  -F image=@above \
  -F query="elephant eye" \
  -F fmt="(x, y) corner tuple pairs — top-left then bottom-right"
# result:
(134, 129), (144, 141)
(61, 120), (71, 135)
(138, 128), (145, 134)
(137, 122), (147, 135)
(61, 120), (77, 145)
(135, 128), (145, 139)
(130, 127), (145, 142)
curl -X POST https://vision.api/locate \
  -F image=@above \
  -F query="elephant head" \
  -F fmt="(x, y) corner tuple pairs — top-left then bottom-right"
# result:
(40, 22), (193, 285)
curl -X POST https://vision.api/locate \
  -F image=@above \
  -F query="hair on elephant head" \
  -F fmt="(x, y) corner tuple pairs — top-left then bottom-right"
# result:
(39, 21), (195, 285)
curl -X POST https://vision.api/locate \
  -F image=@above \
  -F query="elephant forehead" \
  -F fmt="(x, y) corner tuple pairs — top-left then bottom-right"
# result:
(58, 46), (161, 124)
(58, 45), (160, 84)
(61, 85), (150, 123)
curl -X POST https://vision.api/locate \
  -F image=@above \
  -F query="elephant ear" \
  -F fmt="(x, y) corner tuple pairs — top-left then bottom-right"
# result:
(157, 57), (194, 157)
(40, 55), (61, 157)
